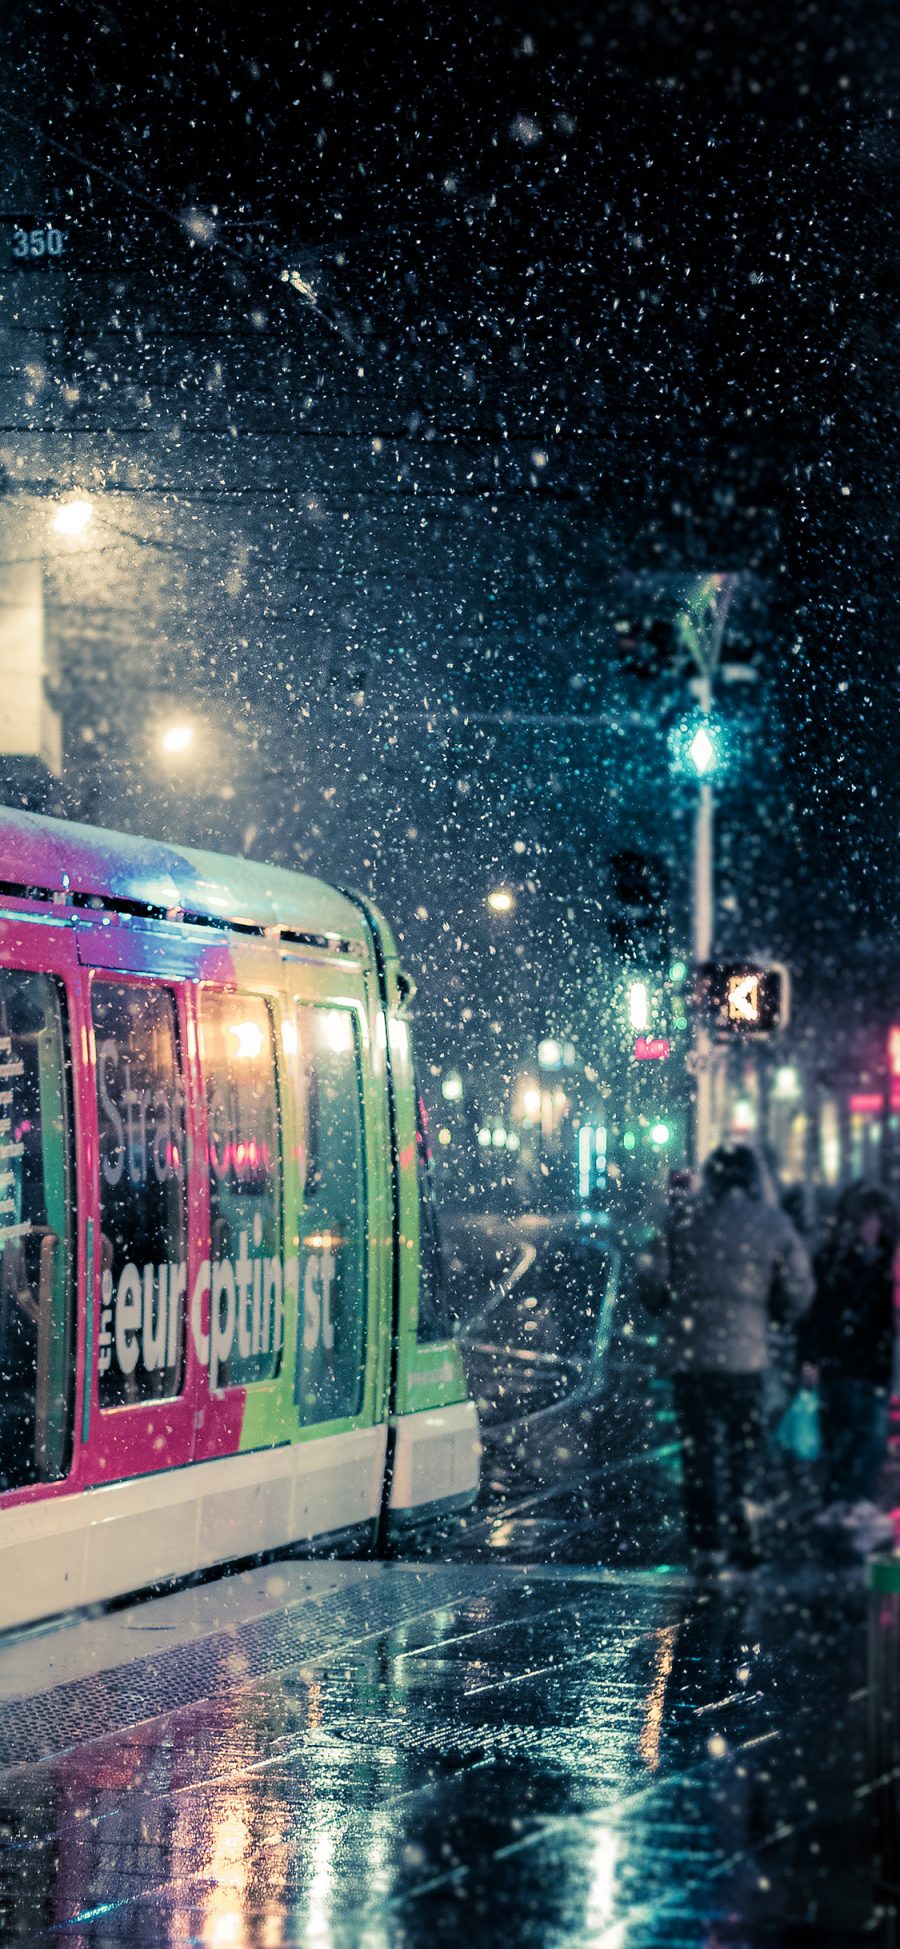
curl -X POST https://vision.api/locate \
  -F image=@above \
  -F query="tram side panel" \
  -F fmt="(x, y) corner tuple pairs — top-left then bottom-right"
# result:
(0, 892), (478, 1630)
(0, 919), (393, 1626)
(385, 968), (481, 1527)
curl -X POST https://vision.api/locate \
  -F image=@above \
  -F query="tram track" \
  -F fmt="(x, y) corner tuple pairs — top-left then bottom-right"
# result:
(434, 1212), (678, 1562)
(467, 1435), (681, 1540)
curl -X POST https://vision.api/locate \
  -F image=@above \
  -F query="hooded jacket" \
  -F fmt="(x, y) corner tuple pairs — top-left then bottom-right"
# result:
(650, 1186), (813, 1375)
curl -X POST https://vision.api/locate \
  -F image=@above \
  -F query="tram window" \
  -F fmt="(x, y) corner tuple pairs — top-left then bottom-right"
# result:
(199, 991), (282, 1389)
(414, 1085), (454, 1343)
(0, 969), (73, 1489)
(294, 1005), (366, 1424)
(92, 982), (187, 1409)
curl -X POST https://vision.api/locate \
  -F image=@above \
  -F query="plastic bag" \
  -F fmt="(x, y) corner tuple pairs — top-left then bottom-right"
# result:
(776, 1386), (821, 1464)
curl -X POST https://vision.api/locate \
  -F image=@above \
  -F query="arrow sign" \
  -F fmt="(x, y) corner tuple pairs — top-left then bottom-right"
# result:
(727, 973), (760, 1024)
(695, 962), (789, 1036)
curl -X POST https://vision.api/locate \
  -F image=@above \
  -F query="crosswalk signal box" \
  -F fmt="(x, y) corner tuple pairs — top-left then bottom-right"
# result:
(695, 962), (789, 1037)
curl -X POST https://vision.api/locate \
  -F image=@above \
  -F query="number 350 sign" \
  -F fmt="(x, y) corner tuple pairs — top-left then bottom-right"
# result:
(8, 223), (66, 263)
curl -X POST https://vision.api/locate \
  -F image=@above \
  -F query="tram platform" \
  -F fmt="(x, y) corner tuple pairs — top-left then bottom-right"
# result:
(0, 1553), (886, 1947)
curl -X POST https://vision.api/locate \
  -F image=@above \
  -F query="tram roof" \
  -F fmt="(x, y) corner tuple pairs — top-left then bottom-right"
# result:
(0, 805), (387, 953)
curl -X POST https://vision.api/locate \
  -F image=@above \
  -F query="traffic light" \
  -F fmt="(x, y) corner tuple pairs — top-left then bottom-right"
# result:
(695, 962), (789, 1037)
(607, 850), (669, 961)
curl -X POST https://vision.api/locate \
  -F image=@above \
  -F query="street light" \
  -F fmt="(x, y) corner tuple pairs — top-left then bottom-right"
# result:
(160, 722), (195, 756)
(676, 574), (735, 1166)
(50, 497), (94, 538)
(487, 888), (515, 914)
(628, 981), (649, 1032)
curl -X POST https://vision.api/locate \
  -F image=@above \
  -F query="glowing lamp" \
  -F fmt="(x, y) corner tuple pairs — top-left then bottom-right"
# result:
(51, 497), (93, 538)
(160, 722), (195, 755)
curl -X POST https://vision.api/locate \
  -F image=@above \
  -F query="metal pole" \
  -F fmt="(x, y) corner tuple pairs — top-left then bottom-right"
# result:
(693, 672), (715, 1167)
(679, 576), (735, 1172)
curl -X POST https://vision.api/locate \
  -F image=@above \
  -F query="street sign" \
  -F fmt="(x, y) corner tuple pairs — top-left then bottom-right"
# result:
(728, 971), (761, 1024)
(1, 216), (67, 267)
(695, 962), (789, 1037)
(634, 1036), (670, 1061)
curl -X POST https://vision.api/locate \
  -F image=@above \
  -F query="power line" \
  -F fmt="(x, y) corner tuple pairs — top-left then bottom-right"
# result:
(0, 103), (359, 353)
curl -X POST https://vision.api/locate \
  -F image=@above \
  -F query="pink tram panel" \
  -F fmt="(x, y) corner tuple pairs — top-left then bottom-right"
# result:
(0, 810), (295, 1514)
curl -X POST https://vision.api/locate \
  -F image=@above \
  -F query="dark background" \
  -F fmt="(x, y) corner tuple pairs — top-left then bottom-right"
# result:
(0, 0), (897, 1120)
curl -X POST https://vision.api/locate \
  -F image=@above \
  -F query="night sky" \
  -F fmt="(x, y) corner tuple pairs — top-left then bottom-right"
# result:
(0, 0), (898, 1080)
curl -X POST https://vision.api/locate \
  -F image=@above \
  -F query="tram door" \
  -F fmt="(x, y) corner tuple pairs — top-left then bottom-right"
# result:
(76, 923), (205, 1485)
(192, 983), (290, 1463)
(288, 991), (375, 1430)
(0, 917), (81, 1500)
(278, 956), (389, 1440)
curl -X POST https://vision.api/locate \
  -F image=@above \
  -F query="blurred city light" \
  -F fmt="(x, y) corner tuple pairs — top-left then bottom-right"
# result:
(487, 888), (515, 914)
(229, 1020), (265, 1061)
(521, 1087), (542, 1118)
(537, 1037), (562, 1069)
(50, 497), (93, 538)
(669, 711), (723, 779)
(628, 982), (649, 1031)
(773, 1065), (800, 1100)
(649, 1121), (671, 1147)
(689, 725), (715, 775)
(669, 959), (687, 984)
(160, 722), (195, 755)
(325, 1011), (354, 1054)
(441, 1074), (463, 1101)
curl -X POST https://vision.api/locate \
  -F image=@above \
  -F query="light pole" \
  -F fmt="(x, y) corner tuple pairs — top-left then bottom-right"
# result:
(691, 685), (716, 1165)
(677, 574), (735, 1168)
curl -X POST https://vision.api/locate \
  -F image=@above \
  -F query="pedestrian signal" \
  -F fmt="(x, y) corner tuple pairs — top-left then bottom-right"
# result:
(694, 962), (789, 1037)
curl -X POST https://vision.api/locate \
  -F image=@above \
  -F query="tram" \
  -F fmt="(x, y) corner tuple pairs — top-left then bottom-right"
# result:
(0, 806), (480, 1630)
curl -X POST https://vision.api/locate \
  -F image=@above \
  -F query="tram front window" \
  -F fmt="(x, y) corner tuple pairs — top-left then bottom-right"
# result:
(0, 970), (73, 1490)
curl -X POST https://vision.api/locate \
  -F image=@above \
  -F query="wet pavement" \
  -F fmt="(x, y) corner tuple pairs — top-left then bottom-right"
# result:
(0, 1555), (886, 1946)
(0, 1212), (894, 1946)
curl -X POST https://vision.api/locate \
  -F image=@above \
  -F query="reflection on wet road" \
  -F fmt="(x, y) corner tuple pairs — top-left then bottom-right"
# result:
(0, 1559), (881, 1946)
(0, 1211), (892, 1945)
(439, 1210), (683, 1565)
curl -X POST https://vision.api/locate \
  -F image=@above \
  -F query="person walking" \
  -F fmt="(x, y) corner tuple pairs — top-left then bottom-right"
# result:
(803, 1182), (898, 1550)
(646, 1143), (813, 1570)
